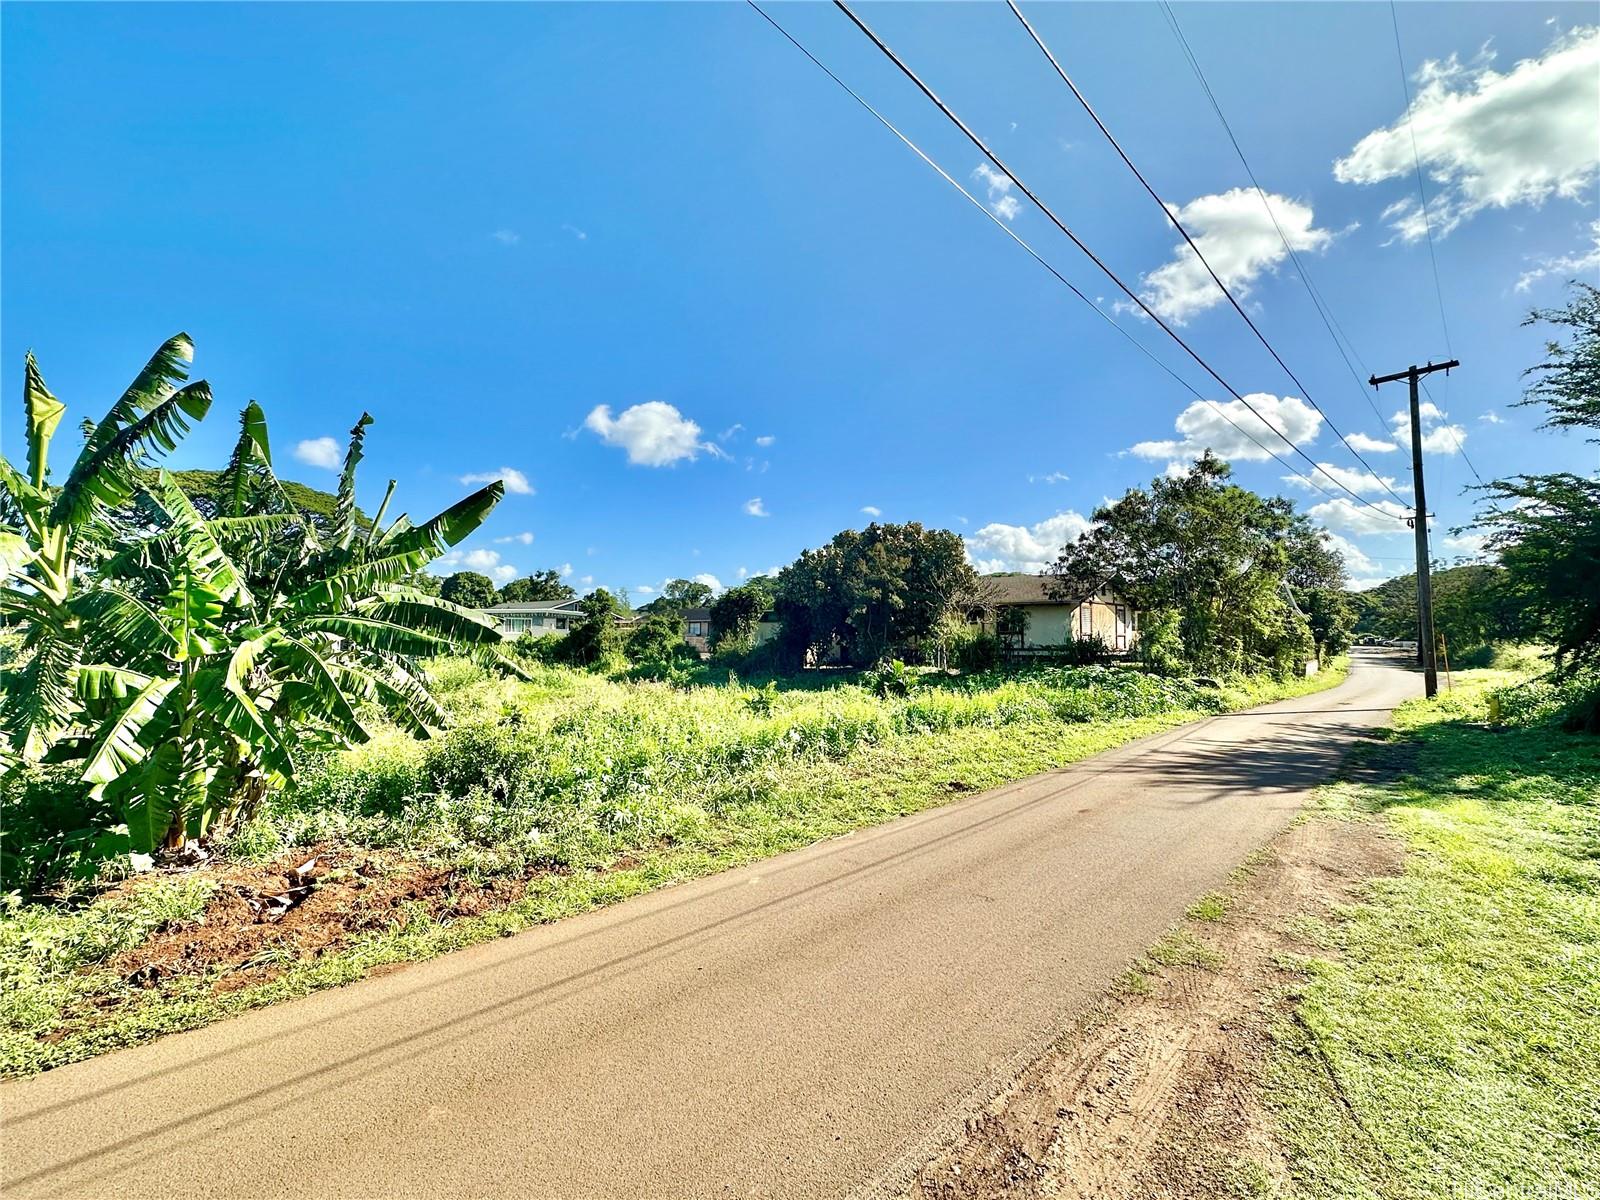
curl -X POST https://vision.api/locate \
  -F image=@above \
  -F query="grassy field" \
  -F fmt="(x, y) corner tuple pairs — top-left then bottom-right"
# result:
(0, 657), (1346, 1077)
(1270, 670), (1600, 1196)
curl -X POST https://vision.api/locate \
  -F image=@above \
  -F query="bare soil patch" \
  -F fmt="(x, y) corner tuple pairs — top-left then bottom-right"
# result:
(906, 814), (1405, 1200)
(105, 847), (528, 996)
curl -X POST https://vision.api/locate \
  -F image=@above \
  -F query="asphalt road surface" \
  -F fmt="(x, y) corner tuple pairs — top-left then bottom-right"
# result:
(2, 649), (1417, 1199)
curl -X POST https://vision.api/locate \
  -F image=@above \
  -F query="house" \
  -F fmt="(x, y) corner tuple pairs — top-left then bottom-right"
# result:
(966, 574), (1137, 653)
(485, 598), (586, 639)
(681, 606), (713, 654)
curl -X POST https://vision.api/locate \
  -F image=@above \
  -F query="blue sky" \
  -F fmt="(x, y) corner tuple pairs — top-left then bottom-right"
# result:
(4, 2), (1597, 597)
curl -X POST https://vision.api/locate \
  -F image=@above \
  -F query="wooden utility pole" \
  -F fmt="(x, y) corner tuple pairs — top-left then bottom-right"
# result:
(1368, 359), (1459, 699)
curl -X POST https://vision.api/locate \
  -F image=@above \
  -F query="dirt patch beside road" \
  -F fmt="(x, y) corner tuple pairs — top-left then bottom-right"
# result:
(105, 848), (527, 997)
(907, 813), (1405, 1200)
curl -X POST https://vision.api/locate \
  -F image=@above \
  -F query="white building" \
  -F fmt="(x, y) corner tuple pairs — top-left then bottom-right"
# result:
(484, 598), (586, 639)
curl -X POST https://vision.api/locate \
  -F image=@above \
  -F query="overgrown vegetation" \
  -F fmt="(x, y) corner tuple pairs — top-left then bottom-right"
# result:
(1269, 671), (1600, 1195)
(0, 653), (1348, 1075)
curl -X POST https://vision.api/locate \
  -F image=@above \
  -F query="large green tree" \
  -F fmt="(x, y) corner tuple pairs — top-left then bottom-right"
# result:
(0, 338), (514, 856)
(497, 570), (575, 604)
(1052, 453), (1339, 674)
(439, 571), (498, 609)
(1474, 284), (1600, 681)
(773, 523), (975, 667)
(560, 589), (626, 667)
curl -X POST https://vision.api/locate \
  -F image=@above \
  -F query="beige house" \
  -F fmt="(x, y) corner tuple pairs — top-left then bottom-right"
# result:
(967, 574), (1137, 653)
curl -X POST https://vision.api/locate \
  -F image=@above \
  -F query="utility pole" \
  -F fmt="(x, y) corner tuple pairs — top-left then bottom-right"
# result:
(1368, 359), (1459, 699)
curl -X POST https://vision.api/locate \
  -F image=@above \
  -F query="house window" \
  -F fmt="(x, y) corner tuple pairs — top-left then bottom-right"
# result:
(555, 618), (568, 631)
(531, 615), (544, 627)
(1078, 604), (1092, 637)
(1114, 604), (1129, 651)
(687, 621), (707, 637)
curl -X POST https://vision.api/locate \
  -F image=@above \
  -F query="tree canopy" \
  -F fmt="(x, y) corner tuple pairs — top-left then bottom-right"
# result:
(1052, 453), (1347, 674)
(439, 571), (498, 610)
(773, 522), (975, 668)
(1475, 284), (1600, 682)
(497, 570), (576, 604)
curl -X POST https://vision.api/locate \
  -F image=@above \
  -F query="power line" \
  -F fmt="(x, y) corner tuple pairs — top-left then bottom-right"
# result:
(1155, 0), (1396, 440)
(830, 0), (1407, 523)
(1419, 377), (1486, 484)
(743, 1), (1353, 509)
(1388, 1), (1454, 360)
(1006, 0), (1413, 514)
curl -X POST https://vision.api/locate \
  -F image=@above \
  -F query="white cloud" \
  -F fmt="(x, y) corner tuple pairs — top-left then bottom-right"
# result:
(634, 585), (656, 596)
(693, 573), (723, 594)
(435, 547), (518, 583)
(1390, 404), (1467, 455)
(460, 466), (534, 495)
(736, 566), (748, 580)
(1307, 497), (1413, 537)
(1334, 27), (1600, 240)
(584, 401), (713, 466)
(1515, 220), (1600, 291)
(744, 497), (769, 517)
(1479, 412), (1504, 424)
(1320, 531), (1387, 582)
(1128, 189), (1335, 323)
(578, 573), (594, 587)
(1346, 431), (1400, 453)
(1028, 471), (1071, 485)
(1128, 393), (1322, 463)
(559, 563), (574, 577)
(561, 223), (588, 242)
(292, 437), (341, 471)
(491, 229), (520, 245)
(494, 531), (535, 545)
(965, 510), (1092, 575)
(973, 163), (1022, 221)
(1284, 462), (1406, 497)
(755, 435), (776, 447)
(860, 505), (882, 518)
(1443, 531), (1492, 561)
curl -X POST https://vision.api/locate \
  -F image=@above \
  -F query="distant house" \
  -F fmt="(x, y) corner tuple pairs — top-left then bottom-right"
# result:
(485, 598), (586, 639)
(967, 575), (1137, 653)
(681, 606), (713, 654)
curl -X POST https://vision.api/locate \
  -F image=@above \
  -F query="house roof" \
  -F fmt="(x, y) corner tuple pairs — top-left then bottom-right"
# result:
(966, 574), (1121, 607)
(680, 606), (712, 622)
(485, 599), (584, 615)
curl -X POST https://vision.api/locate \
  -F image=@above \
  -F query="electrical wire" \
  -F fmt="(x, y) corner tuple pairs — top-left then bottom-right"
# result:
(831, 0), (1407, 522)
(1155, 0), (1395, 438)
(744, 0), (1354, 508)
(1006, 0), (1413, 514)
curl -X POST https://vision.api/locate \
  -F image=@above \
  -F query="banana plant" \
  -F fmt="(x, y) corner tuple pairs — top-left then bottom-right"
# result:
(2, 340), (518, 854)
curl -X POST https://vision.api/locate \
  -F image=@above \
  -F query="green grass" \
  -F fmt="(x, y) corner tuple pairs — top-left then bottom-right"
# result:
(1269, 670), (1600, 1197)
(0, 657), (1348, 1077)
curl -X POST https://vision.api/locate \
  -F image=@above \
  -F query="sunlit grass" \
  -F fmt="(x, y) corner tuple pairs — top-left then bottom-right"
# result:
(1270, 670), (1600, 1195)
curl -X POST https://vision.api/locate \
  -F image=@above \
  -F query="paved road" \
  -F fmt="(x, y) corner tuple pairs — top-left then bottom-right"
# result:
(2, 650), (1416, 1199)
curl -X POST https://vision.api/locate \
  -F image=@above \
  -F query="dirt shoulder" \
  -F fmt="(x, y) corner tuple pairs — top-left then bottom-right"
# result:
(905, 810), (1406, 1199)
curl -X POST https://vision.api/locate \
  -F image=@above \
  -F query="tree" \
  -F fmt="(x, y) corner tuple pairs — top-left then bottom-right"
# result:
(560, 588), (625, 667)
(1475, 284), (1600, 687)
(627, 611), (686, 665)
(497, 570), (575, 604)
(0, 338), (516, 856)
(709, 585), (767, 651)
(440, 571), (498, 609)
(662, 578), (715, 610)
(773, 523), (976, 667)
(1051, 453), (1329, 674)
